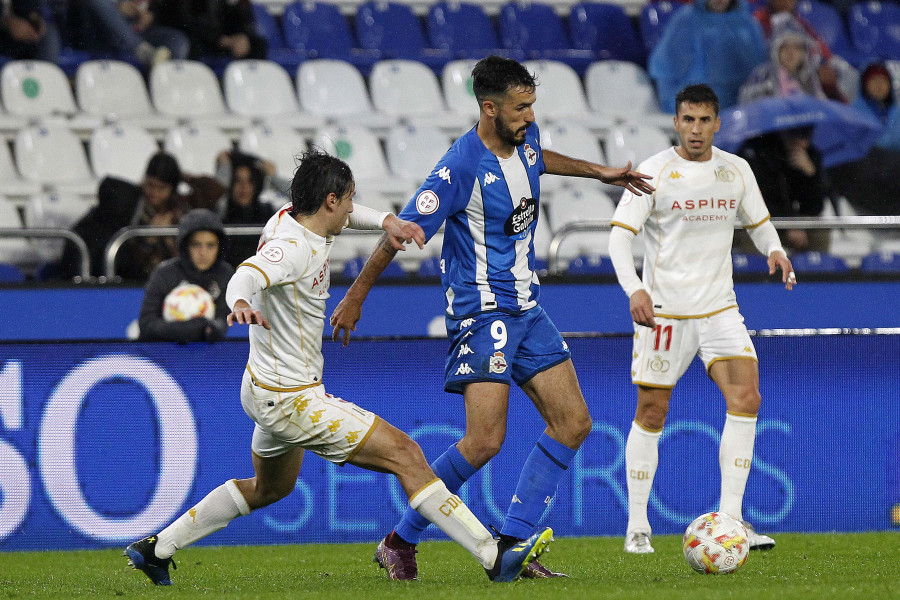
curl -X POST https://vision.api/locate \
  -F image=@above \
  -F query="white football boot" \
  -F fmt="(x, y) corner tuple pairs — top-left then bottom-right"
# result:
(624, 530), (655, 554)
(741, 520), (776, 550)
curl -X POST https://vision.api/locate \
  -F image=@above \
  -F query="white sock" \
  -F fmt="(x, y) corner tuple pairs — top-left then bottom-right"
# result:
(625, 420), (661, 533)
(718, 413), (757, 521)
(410, 479), (498, 568)
(155, 479), (251, 559)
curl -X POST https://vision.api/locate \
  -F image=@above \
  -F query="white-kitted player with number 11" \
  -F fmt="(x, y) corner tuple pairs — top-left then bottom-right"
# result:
(609, 84), (795, 555)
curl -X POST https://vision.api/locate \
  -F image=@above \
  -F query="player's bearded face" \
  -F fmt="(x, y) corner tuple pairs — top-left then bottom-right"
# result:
(496, 112), (529, 146)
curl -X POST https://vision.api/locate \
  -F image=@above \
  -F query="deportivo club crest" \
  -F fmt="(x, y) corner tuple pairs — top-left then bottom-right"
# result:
(489, 351), (508, 374)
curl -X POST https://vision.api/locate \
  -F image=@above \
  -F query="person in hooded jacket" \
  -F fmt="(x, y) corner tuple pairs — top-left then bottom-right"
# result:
(138, 208), (234, 342)
(214, 150), (277, 267)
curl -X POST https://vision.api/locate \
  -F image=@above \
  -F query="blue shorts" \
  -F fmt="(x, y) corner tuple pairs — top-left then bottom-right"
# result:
(444, 306), (571, 394)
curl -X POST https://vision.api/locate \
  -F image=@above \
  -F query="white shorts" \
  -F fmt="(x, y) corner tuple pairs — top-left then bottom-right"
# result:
(240, 369), (379, 464)
(631, 308), (758, 388)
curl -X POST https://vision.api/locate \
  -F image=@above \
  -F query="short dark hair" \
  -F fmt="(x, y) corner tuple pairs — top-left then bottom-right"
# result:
(675, 84), (720, 116)
(289, 149), (354, 217)
(144, 152), (181, 188)
(472, 55), (538, 106)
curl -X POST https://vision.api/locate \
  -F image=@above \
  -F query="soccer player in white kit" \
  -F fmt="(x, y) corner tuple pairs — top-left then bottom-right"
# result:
(124, 150), (553, 586)
(608, 84), (796, 554)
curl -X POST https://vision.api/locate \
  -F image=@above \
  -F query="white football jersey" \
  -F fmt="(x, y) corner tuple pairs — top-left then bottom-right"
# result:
(238, 206), (333, 389)
(611, 146), (772, 318)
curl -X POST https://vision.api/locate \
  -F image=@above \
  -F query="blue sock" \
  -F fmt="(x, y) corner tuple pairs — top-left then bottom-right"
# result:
(500, 433), (578, 540)
(394, 444), (477, 544)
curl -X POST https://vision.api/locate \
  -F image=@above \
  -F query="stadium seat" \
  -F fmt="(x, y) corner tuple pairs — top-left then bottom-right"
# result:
(0, 197), (31, 266)
(384, 124), (452, 185)
(89, 124), (159, 183)
(149, 60), (248, 136)
(603, 122), (673, 170)
(23, 191), (96, 262)
(796, 0), (868, 67)
(369, 59), (473, 136)
(569, 2), (645, 65)
(584, 61), (673, 129)
(545, 183), (616, 269)
(523, 60), (614, 133)
(1, 60), (99, 135)
(252, 3), (304, 71)
(426, 2), (514, 59)
(849, 0), (900, 61)
(732, 252), (770, 273)
(790, 251), (850, 272)
(163, 124), (232, 176)
(639, 0), (678, 54)
(567, 253), (617, 276)
(860, 251), (900, 272)
(538, 121), (606, 195)
(0, 263), (25, 283)
(0, 139), (41, 200)
(441, 59), (482, 124)
(239, 123), (307, 181)
(354, 1), (452, 73)
(223, 59), (323, 134)
(313, 124), (410, 201)
(342, 255), (407, 279)
(498, 1), (595, 75)
(296, 59), (396, 134)
(281, 1), (380, 75)
(15, 124), (97, 196)
(75, 60), (177, 138)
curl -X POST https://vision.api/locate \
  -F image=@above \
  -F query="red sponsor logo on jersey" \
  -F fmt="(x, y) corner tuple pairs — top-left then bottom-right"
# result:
(671, 198), (737, 210)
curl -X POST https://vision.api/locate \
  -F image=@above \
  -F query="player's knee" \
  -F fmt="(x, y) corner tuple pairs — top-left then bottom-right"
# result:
(729, 388), (762, 414)
(463, 435), (503, 464)
(564, 410), (593, 446)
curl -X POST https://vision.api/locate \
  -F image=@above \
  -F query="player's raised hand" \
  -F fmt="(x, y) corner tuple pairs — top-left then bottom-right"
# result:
(768, 250), (796, 290)
(331, 295), (362, 346)
(382, 215), (425, 251)
(228, 300), (271, 329)
(629, 289), (657, 328)
(597, 161), (655, 195)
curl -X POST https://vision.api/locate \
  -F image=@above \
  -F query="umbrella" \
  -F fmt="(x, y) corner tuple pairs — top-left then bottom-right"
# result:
(717, 95), (883, 168)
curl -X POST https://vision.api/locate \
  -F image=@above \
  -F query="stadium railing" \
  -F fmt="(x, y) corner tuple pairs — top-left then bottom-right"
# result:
(0, 228), (91, 280)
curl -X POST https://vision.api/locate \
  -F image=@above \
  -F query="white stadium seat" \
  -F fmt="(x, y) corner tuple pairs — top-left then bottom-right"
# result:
(150, 60), (248, 136)
(442, 59), (481, 124)
(164, 124), (232, 176)
(239, 123), (307, 180)
(90, 124), (159, 184)
(524, 60), (613, 133)
(585, 60), (673, 129)
(15, 123), (97, 196)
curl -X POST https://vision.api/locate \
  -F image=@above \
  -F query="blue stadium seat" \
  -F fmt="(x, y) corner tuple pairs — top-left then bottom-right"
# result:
(497, 1), (595, 75)
(732, 252), (770, 273)
(342, 256), (407, 280)
(860, 251), (900, 272)
(355, 1), (452, 73)
(427, 1), (516, 60)
(569, 2), (645, 65)
(639, 0), (678, 54)
(282, 1), (381, 75)
(796, 0), (868, 67)
(0, 263), (25, 283)
(790, 251), (850, 273)
(567, 254), (616, 276)
(849, 0), (900, 61)
(253, 3), (304, 71)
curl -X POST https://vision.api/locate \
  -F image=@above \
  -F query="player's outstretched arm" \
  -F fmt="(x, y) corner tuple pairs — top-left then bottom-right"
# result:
(227, 299), (271, 329)
(542, 149), (655, 195)
(382, 214), (425, 251)
(331, 232), (401, 346)
(768, 250), (797, 290)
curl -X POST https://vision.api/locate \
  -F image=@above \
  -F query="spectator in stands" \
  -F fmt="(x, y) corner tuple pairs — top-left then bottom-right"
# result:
(154, 0), (266, 60)
(214, 150), (276, 267)
(58, 152), (188, 281)
(738, 14), (831, 251)
(828, 62), (900, 215)
(60, 0), (189, 66)
(648, 0), (767, 113)
(0, 0), (60, 62)
(752, 0), (854, 103)
(138, 208), (233, 342)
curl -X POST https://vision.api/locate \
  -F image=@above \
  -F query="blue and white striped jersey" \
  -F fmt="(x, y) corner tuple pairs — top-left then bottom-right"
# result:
(398, 124), (546, 318)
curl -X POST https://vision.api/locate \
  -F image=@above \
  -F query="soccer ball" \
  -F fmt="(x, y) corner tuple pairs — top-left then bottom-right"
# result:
(682, 512), (749, 574)
(162, 283), (215, 322)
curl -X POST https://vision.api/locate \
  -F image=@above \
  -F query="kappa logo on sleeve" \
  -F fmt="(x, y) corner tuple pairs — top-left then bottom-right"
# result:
(416, 190), (440, 215)
(261, 245), (284, 263)
(436, 166), (452, 183)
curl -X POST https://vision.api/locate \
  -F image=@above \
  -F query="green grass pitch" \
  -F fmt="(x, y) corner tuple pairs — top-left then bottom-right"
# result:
(1, 533), (897, 599)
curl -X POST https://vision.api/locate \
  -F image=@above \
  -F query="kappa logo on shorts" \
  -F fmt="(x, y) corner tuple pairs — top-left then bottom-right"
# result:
(562, 340), (569, 351)
(455, 363), (475, 375)
(458, 343), (473, 357)
(346, 430), (361, 445)
(310, 409), (325, 424)
(648, 355), (670, 373)
(489, 351), (507, 374)
(327, 419), (343, 433)
(459, 318), (475, 328)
